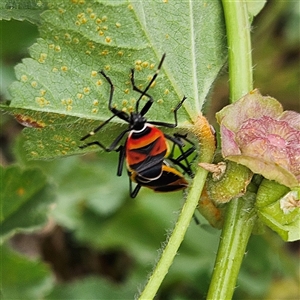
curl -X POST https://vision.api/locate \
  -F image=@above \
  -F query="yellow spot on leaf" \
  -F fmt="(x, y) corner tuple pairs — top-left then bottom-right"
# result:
(31, 81), (38, 88)
(64, 33), (71, 40)
(38, 53), (47, 63)
(83, 87), (90, 94)
(101, 49), (109, 55)
(105, 37), (112, 43)
(21, 75), (28, 82)
(91, 70), (98, 77)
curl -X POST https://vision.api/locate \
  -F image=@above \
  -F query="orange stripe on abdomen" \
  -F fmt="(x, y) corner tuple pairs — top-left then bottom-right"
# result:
(126, 126), (168, 167)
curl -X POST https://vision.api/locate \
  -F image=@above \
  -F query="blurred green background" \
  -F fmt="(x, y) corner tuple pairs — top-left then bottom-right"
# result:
(1, 1), (299, 299)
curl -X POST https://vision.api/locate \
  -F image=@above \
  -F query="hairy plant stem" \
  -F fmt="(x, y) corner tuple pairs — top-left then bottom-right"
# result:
(138, 116), (216, 300)
(207, 1), (255, 299)
(138, 168), (208, 300)
(139, 1), (255, 298)
(223, 1), (253, 101)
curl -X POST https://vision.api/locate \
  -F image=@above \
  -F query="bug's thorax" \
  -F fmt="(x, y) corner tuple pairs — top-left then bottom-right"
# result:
(126, 123), (167, 167)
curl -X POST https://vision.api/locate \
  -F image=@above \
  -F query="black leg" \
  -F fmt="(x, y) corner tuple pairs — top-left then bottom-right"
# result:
(116, 145), (125, 176)
(99, 70), (114, 112)
(80, 127), (130, 152)
(80, 114), (116, 142)
(99, 70), (130, 123)
(80, 70), (131, 148)
(79, 140), (108, 151)
(128, 172), (142, 198)
(172, 133), (197, 163)
(148, 96), (187, 128)
(165, 133), (196, 178)
(130, 184), (142, 198)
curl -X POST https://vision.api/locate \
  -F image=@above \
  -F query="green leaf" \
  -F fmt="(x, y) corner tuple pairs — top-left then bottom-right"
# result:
(256, 179), (300, 241)
(256, 179), (290, 208)
(0, 165), (55, 240)
(0, 0), (48, 23)
(257, 204), (300, 242)
(14, 131), (129, 225)
(13, 139), (130, 228)
(48, 154), (129, 228)
(246, 1), (267, 19)
(4, 0), (227, 159)
(0, 245), (54, 300)
(45, 276), (135, 300)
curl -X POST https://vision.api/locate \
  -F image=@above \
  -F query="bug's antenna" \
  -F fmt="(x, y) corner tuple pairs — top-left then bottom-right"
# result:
(132, 53), (166, 112)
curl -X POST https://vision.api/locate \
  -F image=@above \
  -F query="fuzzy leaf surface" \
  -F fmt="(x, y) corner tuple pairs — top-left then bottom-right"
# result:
(4, 0), (227, 159)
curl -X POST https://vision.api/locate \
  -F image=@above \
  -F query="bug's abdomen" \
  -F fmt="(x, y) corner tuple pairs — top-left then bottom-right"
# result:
(131, 164), (188, 193)
(126, 125), (168, 180)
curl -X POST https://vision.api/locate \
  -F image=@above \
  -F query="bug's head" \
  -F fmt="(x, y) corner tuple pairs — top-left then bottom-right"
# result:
(130, 112), (147, 131)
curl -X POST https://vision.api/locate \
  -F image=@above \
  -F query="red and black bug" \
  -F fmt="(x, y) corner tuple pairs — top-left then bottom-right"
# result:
(128, 133), (196, 197)
(80, 54), (195, 197)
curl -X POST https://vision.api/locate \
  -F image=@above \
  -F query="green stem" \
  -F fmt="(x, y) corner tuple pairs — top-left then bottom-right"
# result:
(207, 195), (257, 300)
(223, 0), (253, 102)
(139, 116), (216, 299)
(138, 167), (208, 300)
(207, 1), (255, 299)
